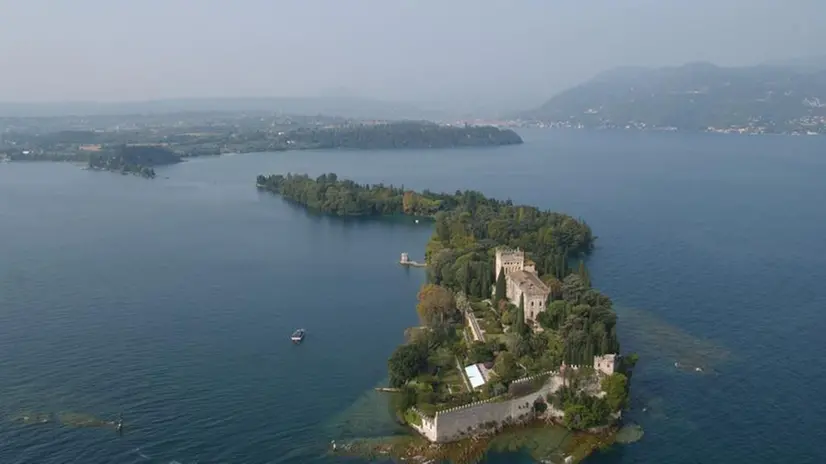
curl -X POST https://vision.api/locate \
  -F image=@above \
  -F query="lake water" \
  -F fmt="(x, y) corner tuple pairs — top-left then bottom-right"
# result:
(1, 129), (825, 463)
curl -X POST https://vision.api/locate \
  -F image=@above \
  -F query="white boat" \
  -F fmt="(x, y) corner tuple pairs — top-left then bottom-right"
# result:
(291, 329), (305, 343)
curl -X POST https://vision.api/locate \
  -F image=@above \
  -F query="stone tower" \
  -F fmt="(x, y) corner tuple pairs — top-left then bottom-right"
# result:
(594, 354), (617, 376)
(495, 247), (525, 279)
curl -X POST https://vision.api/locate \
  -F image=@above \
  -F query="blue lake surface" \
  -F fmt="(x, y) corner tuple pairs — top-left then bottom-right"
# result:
(1, 129), (824, 463)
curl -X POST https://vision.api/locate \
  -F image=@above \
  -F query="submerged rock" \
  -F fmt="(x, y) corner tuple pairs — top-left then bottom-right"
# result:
(12, 412), (53, 425)
(58, 412), (116, 429)
(333, 420), (616, 464)
(615, 424), (644, 444)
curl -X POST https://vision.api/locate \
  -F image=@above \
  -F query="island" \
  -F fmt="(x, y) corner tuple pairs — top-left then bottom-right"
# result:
(87, 145), (182, 178)
(1, 119), (523, 168)
(257, 173), (638, 463)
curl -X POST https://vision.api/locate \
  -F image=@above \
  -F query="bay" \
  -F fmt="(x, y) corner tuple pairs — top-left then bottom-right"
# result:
(1, 129), (824, 463)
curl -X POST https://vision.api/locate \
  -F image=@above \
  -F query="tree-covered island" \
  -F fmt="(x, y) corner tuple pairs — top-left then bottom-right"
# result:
(257, 173), (638, 463)
(88, 145), (182, 178)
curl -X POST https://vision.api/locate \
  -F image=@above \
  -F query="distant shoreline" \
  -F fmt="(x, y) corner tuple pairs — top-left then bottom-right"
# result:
(0, 121), (523, 167)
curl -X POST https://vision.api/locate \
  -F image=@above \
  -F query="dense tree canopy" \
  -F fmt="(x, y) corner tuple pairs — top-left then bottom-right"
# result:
(257, 173), (595, 307)
(257, 172), (593, 252)
(283, 122), (523, 149)
(601, 373), (629, 411)
(388, 342), (429, 388)
(538, 274), (620, 365)
(88, 145), (182, 178)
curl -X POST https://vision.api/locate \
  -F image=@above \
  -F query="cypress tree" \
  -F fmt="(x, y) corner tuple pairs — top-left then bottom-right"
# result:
(480, 263), (490, 300)
(494, 266), (507, 302)
(577, 260), (591, 288)
(556, 253), (567, 279)
(462, 261), (471, 295)
(515, 294), (526, 335)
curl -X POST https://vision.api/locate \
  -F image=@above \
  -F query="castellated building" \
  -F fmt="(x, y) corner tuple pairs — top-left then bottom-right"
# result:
(594, 354), (617, 376)
(495, 248), (551, 323)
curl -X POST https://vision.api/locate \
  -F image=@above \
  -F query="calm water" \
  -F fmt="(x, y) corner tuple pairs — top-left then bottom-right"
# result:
(1, 129), (825, 463)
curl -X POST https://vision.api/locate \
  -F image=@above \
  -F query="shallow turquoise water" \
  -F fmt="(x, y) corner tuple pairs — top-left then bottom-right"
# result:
(1, 129), (824, 463)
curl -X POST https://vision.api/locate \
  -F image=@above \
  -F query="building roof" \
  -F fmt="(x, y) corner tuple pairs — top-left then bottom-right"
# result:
(464, 364), (487, 389)
(509, 270), (550, 295)
(496, 247), (523, 256)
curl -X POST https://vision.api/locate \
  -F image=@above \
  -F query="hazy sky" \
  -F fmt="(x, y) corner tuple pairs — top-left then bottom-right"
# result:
(0, 0), (823, 105)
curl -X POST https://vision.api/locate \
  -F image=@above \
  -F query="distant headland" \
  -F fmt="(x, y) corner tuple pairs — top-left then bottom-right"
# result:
(1, 120), (523, 176)
(257, 172), (638, 463)
(519, 60), (826, 135)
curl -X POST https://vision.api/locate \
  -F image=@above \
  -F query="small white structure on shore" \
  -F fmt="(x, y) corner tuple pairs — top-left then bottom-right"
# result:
(400, 252), (409, 264)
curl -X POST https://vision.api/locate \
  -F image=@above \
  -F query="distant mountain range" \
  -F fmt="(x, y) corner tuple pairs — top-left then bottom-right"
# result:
(521, 60), (826, 132)
(0, 96), (448, 121)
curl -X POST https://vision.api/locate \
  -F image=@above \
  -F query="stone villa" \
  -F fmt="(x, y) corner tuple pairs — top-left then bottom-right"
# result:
(494, 248), (551, 323)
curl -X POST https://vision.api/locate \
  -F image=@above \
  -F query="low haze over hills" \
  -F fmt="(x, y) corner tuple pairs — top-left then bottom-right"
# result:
(521, 59), (826, 134)
(6, 57), (826, 134)
(0, 97), (448, 121)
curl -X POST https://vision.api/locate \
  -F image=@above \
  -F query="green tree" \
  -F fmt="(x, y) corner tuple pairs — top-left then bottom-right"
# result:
(536, 310), (553, 330)
(601, 373), (629, 411)
(493, 351), (519, 383)
(494, 267), (506, 302)
(562, 274), (587, 303)
(577, 260), (591, 288)
(563, 403), (590, 429)
(435, 212), (451, 243)
(462, 261), (472, 295)
(388, 343), (428, 388)
(468, 341), (495, 364)
(514, 294), (527, 336)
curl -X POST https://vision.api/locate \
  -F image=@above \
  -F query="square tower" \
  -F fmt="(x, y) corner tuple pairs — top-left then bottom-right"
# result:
(594, 354), (617, 376)
(495, 247), (525, 279)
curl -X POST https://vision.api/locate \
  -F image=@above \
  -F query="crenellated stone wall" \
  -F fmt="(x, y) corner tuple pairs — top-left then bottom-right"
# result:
(409, 369), (575, 443)
(407, 360), (614, 443)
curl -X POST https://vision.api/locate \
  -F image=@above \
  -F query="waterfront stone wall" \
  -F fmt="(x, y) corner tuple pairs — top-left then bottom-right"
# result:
(410, 368), (587, 443)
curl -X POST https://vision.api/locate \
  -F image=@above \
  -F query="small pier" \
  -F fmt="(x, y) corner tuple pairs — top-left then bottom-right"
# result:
(399, 252), (427, 268)
(374, 387), (402, 393)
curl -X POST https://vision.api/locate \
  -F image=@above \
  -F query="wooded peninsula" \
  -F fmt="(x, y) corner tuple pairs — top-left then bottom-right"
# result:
(2, 121), (522, 168)
(258, 173), (637, 463)
(4, 121), (521, 178)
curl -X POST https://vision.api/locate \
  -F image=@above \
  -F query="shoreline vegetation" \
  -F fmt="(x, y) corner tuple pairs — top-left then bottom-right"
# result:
(257, 173), (638, 463)
(87, 145), (181, 178)
(1, 122), (523, 178)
